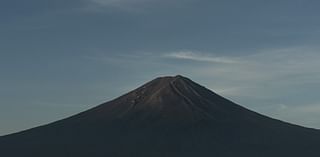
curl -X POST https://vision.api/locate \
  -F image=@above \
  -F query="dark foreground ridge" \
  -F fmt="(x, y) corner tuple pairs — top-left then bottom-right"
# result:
(1, 75), (320, 157)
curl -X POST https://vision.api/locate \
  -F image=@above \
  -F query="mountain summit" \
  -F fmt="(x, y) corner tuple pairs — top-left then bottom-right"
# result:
(1, 75), (320, 157)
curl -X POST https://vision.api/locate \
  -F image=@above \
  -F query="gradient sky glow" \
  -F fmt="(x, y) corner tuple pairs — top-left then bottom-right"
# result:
(1, 0), (320, 135)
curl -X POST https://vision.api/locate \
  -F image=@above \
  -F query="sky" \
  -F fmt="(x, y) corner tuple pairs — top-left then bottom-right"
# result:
(1, 0), (320, 136)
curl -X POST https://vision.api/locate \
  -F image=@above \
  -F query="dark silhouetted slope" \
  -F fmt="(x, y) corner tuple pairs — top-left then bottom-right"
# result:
(1, 75), (320, 157)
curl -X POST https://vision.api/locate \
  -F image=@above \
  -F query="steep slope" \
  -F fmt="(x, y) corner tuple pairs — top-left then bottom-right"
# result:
(1, 75), (320, 157)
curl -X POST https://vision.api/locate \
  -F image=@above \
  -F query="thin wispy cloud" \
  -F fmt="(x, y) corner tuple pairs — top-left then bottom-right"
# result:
(86, 0), (158, 11)
(164, 51), (240, 64)
(194, 47), (320, 96)
(91, 0), (148, 5)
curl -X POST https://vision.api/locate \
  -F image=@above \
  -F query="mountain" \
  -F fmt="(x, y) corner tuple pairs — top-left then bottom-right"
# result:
(1, 75), (320, 157)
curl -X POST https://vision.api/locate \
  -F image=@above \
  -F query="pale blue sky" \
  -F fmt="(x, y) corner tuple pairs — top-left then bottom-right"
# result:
(1, 0), (320, 135)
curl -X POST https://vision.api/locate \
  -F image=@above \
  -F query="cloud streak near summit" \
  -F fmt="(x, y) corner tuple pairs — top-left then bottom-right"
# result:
(164, 51), (240, 64)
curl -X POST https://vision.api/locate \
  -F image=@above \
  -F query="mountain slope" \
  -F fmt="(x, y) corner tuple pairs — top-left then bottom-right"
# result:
(1, 75), (320, 157)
